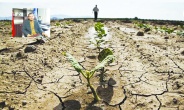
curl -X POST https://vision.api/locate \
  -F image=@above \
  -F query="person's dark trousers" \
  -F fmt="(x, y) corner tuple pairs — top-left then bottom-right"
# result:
(94, 12), (98, 21)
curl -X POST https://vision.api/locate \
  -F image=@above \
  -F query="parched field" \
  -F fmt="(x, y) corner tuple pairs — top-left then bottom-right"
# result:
(0, 19), (184, 110)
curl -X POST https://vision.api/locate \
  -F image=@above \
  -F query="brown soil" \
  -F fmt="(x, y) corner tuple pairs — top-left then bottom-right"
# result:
(0, 20), (184, 110)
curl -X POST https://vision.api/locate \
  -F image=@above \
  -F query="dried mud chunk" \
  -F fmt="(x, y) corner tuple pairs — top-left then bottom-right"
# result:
(144, 28), (151, 32)
(22, 100), (27, 106)
(16, 51), (25, 58)
(181, 50), (184, 56)
(36, 36), (46, 43)
(172, 98), (178, 104)
(24, 45), (36, 53)
(172, 81), (182, 90)
(9, 106), (15, 110)
(0, 101), (5, 109)
(36, 78), (42, 84)
(164, 36), (169, 39)
(87, 55), (96, 59)
(136, 31), (144, 36)
(51, 29), (56, 33)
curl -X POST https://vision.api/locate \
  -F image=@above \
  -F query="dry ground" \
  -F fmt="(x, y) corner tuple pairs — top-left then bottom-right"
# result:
(0, 20), (184, 110)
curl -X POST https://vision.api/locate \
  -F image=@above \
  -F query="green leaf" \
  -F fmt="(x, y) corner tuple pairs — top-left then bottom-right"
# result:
(55, 22), (60, 26)
(64, 53), (84, 74)
(98, 33), (103, 38)
(62, 52), (66, 56)
(90, 55), (115, 78)
(101, 29), (105, 35)
(98, 48), (113, 62)
(95, 26), (98, 31)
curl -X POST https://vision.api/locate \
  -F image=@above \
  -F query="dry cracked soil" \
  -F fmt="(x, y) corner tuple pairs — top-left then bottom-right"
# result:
(0, 20), (184, 110)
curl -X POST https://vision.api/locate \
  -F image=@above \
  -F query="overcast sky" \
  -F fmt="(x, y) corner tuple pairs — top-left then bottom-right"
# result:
(0, 0), (184, 20)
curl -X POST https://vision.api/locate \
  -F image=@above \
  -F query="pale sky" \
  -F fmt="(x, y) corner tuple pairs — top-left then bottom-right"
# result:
(0, 0), (184, 20)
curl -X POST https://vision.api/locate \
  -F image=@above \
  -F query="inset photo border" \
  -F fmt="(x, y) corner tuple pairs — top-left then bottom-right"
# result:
(12, 8), (50, 38)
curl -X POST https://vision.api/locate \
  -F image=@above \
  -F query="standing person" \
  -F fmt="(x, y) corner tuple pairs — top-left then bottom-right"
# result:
(93, 5), (99, 21)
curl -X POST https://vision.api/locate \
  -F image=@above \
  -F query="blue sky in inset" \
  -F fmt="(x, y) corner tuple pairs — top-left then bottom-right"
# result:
(0, 0), (184, 20)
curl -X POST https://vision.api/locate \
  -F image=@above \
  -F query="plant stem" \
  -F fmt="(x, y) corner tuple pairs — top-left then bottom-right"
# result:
(87, 78), (100, 101)
(97, 46), (100, 53)
(100, 67), (105, 82)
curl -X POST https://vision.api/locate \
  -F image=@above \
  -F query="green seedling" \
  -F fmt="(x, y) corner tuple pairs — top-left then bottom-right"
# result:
(165, 28), (174, 34)
(134, 22), (176, 35)
(91, 22), (107, 51)
(134, 22), (152, 32)
(90, 39), (105, 51)
(55, 22), (61, 27)
(63, 52), (115, 101)
(61, 21), (73, 27)
(98, 48), (113, 82)
(154, 26), (158, 30)
(95, 22), (106, 37)
(134, 22), (150, 29)
(95, 22), (106, 38)
(177, 30), (184, 37)
(65, 20), (73, 25)
(159, 26), (174, 34)
(154, 26), (160, 33)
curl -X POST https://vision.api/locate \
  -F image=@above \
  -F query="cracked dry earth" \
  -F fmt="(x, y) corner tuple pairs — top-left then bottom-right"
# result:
(0, 20), (184, 110)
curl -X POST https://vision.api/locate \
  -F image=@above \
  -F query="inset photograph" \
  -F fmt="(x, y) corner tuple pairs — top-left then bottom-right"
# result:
(12, 8), (50, 38)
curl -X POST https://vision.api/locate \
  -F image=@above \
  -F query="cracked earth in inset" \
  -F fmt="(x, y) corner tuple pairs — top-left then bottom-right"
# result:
(0, 20), (184, 110)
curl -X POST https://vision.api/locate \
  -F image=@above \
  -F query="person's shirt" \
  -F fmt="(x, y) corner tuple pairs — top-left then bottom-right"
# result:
(30, 20), (37, 35)
(93, 7), (99, 12)
(22, 19), (43, 37)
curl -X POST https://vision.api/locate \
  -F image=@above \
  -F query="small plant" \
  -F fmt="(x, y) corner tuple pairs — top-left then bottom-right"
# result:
(90, 39), (104, 50)
(134, 22), (152, 32)
(177, 25), (184, 30)
(95, 22), (106, 38)
(134, 22), (176, 35)
(176, 30), (184, 37)
(98, 48), (113, 82)
(65, 20), (73, 25)
(55, 22), (61, 27)
(165, 28), (174, 34)
(63, 52), (115, 101)
(91, 22), (107, 51)
(154, 26), (158, 31)
(160, 26), (174, 34)
(134, 22), (151, 29)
